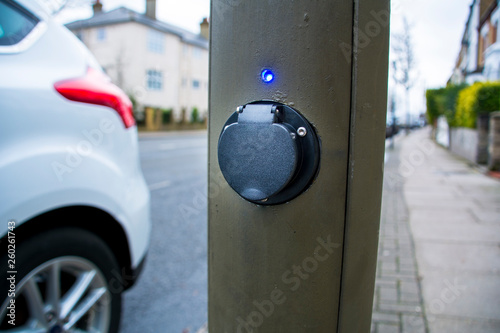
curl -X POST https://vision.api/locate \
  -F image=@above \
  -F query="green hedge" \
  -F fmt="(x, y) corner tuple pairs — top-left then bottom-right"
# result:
(191, 107), (199, 123)
(426, 84), (467, 126)
(455, 81), (500, 128)
(161, 108), (173, 124)
(425, 88), (442, 125)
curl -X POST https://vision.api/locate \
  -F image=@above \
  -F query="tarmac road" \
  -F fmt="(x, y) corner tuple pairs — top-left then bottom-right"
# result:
(120, 131), (208, 333)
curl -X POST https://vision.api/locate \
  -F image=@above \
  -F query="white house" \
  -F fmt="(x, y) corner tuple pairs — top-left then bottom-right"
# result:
(451, 0), (500, 84)
(482, 1), (500, 81)
(66, 0), (209, 122)
(450, 0), (482, 84)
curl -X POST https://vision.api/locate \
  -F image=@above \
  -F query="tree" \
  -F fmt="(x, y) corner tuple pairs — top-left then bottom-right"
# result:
(41, 0), (93, 16)
(391, 17), (417, 133)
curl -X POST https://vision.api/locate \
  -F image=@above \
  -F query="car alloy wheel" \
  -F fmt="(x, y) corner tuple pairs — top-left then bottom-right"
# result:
(0, 228), (122, 333)
(1, 257), (110, 332)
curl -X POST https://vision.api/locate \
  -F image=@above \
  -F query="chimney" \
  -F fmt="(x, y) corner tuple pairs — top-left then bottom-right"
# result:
(200, 17), (209, 40)
(92, 0), (103, 16)
(146, 0), (156, 20)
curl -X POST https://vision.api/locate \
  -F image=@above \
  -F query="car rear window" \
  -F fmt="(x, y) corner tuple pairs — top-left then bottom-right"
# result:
(0, 0), (39, 46)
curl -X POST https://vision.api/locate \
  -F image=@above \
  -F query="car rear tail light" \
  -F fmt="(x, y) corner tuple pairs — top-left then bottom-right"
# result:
(54, 67), (135, 128)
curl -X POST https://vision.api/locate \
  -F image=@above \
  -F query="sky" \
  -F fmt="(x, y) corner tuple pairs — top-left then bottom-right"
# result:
(390, 0), (472, 118)
(55, 0), (210, 33)
(56, 0), (473, 120)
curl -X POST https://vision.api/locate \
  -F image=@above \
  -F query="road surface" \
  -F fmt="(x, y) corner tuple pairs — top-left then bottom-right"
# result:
(121, 131), (208, 333)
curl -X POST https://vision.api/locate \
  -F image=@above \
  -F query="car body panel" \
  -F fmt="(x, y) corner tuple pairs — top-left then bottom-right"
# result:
(0, 0), (151, 269)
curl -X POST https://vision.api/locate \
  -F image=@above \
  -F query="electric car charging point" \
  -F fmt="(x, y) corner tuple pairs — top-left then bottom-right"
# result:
(217, 101), (320, 205)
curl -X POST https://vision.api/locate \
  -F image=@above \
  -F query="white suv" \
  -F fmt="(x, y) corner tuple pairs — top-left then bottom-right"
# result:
(0, 1), (151, 332)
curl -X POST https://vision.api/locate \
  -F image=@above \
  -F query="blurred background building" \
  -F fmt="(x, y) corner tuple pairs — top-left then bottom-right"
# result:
(450, 0), (499, 84)
(66, 0), (209, 123)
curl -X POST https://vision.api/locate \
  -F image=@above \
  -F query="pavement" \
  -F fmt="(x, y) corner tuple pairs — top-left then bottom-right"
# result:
(371, 127), (500, 333)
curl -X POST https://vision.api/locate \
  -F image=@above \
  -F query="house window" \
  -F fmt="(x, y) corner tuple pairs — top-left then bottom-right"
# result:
(192, 80), (200, 89)
(148, 29), (164, 53)
(96, 27), (106, 41)
(146, 70), (163, 90)
(183, 44), (189, 55)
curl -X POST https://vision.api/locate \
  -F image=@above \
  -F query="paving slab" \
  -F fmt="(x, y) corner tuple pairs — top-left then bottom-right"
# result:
(427, 317), (500, 333)
(410, 220), (500, 243)
(403, 129), (500, 332)
(372, 128), (500, 333)
(417, 241), (500, 272)
(371, 133), (426, 333)
(421, 272), (500, 320)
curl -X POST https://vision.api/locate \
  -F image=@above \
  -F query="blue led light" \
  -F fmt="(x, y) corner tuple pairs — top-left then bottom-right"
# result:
(261, 69), (275, 83)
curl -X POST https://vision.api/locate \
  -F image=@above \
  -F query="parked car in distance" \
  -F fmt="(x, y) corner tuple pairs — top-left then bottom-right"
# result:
(0, 0), (151, 332)
(386, 118), (399, 138)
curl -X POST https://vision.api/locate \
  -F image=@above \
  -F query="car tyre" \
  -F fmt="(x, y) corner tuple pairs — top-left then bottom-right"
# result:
(0, 227), (122, 332)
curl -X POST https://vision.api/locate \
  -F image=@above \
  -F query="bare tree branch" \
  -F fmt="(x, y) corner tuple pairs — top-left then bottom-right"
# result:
(40, 0), (93, 16)
(391, 17), (418, 130)
(391, 17), (417, 91)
